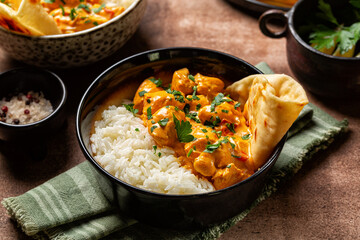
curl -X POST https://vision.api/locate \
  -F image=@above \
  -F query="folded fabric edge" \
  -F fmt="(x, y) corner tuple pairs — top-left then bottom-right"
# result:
(193, 120), (349, 240)
(1, 197), (39, 236)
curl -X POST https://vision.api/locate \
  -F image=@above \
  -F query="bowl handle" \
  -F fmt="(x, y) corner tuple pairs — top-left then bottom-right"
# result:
(259, 9), (288, 38)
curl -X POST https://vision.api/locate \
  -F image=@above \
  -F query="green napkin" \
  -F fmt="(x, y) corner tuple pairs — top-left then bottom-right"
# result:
(1, 63), (348, 240)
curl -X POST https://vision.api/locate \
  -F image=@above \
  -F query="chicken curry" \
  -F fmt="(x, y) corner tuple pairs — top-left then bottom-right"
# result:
(131, 68), (255, 190)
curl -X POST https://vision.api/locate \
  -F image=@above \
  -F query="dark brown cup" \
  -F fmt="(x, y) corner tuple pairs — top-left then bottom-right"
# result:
(259, 0), (360, 99)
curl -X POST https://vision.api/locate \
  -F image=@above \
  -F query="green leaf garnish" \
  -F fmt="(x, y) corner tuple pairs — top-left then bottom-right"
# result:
(173, 114), (194, 143)
(138, 90), (147, 97)
(188, 74), (195, 82)
(93, 3), (105, 13)
(123, 103), (139, 116)
(77, 3), (90, 12)
(158, 118), (169, 127)
(70, 8), (77, 20)
(210, 93), (232, 112)
(150, 125), (158, 133)
(149, 77), (163, 87)
(226, 123), (236, 133)
(135, 128), (139, 132)
(234, 102), (241, 109)
(231, 154), (241, 159)
(196, 104), (202, 111)
(147, 106), (152, 120)
(241, 134), (251, 140)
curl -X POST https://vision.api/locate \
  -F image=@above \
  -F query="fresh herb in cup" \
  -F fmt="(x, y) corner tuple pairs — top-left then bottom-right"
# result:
(308, 0), (360, 57)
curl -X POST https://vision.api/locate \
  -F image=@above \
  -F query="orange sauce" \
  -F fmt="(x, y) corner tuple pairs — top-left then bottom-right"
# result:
(133, 68), (255, 190)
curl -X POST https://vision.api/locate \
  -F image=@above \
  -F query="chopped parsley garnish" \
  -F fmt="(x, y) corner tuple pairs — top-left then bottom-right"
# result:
(241, 134), (251, 140)
(70, 8), (77, 20)
(77, 3), (91, 12)
(147, 99), (151, 103)
(231, 154), (242, 159)
(187, 148), (194, 157)
(201, 129), (208, 133)
(158, 118), (169, 127)
(173, 114), (195, 143)
(153, 145), (157, 153)
(151, 120), (155, 124)
(186, 112), (201, 123)
(188, 74), (195, 82)
(149, 77), (163, 87)
(226, 123), (236, 133)
(183, 104), (190, 114)
(93, 3), (105, 13)
(135, 128), (139, 132)
(234, 102), (241, 109)
(204, 116), (221, 128)
(210, 93), (232, 112)
(60, 5), (65, 16)
(60, 0), (66, 4)
(150, 125), (158, 133)
(158, 152), (162, 157)
(147, 106), (152, 119)
(204, 137), (229, 153)
(196, 104), (202, 111)
(191, 86), (200, 100)
(174, 106), (180, 111)
(165, 105), (170, 109)
(221, 109), (229, 113)
(138, 90), (147, 97)
(93, 21), (99, 26)
(44, 0), (55, 3)
(165, 89), (185, 103)
(84, 20), (92, 24)
(123, 103), (139, 116)
(226, 164), (232, 168)
(212, 130), (222, 138)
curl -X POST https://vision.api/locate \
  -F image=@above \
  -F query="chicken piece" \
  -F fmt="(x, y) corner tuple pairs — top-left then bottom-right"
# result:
(198, 101), (243, 127)
(212, 164), (247, 190)
(171, 68), (196, 95)
(194, 73), (224, 98)
(184, 124), (218, 159)
(142, 91), (185, 120)
(193, 152), (216, 177)
(133, 78), (164, 113)
(147, 106), (186, 151)
(185, 94), (210, 111)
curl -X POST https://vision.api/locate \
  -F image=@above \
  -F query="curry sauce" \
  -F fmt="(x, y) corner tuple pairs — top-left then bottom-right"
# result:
(132, 68), (255, 190)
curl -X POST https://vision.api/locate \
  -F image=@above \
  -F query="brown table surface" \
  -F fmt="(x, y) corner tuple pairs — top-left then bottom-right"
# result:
(0, 0), (359, 239)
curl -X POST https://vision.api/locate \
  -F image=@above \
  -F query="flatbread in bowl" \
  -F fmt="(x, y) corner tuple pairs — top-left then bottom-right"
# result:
(226, 74), (308, 169)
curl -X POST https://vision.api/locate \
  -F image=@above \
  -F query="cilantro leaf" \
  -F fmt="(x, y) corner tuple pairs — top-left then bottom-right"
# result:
(226, 123), (236, 133)
(188, 75), (195, 82)
(123, 103), (139, 116)
(210, 93), (232, 112)
(350, 0), (360, 9)
(158, 118), (169, 127)
(241, 134), (251, 140)
(93, 3), (105, 13)
(317, 0), (339, 25)
(309, 25), (339, 50)
(147, 106), (152, 120)
(138, 90), (147, 97)
(173, 114), (194, 143)
(77, 3), (91, 12)
(149, 77), (162, 87)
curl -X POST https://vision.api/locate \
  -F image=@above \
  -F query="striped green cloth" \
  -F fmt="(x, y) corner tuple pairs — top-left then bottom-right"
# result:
(1, 63), (348, 240)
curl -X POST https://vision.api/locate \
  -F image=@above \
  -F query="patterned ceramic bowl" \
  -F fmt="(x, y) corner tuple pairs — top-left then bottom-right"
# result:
(0, 0), (146, 68)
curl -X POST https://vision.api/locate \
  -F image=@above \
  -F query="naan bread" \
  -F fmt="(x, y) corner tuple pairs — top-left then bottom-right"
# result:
(226, 74), (308, 169)
(0, 0), (60, 35)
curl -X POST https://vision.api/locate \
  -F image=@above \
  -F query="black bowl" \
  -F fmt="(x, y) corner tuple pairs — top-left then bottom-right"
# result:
(259, 0), (360, 98)
(76, 47), (286, 229)
(0, 68), (67, 142)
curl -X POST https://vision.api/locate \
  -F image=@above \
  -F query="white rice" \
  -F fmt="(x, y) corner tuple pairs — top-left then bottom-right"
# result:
(90, 105), (215, 194)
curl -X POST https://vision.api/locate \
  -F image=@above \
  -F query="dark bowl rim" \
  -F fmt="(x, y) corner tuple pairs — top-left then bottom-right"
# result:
(288, 0), (360, 61)
(0, 67), (67, 128)
(0, 0), (142, 39)
(76, 46), (286, 199)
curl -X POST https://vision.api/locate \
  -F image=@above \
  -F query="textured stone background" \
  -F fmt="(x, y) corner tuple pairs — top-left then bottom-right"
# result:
(0, 0), (359, 239)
